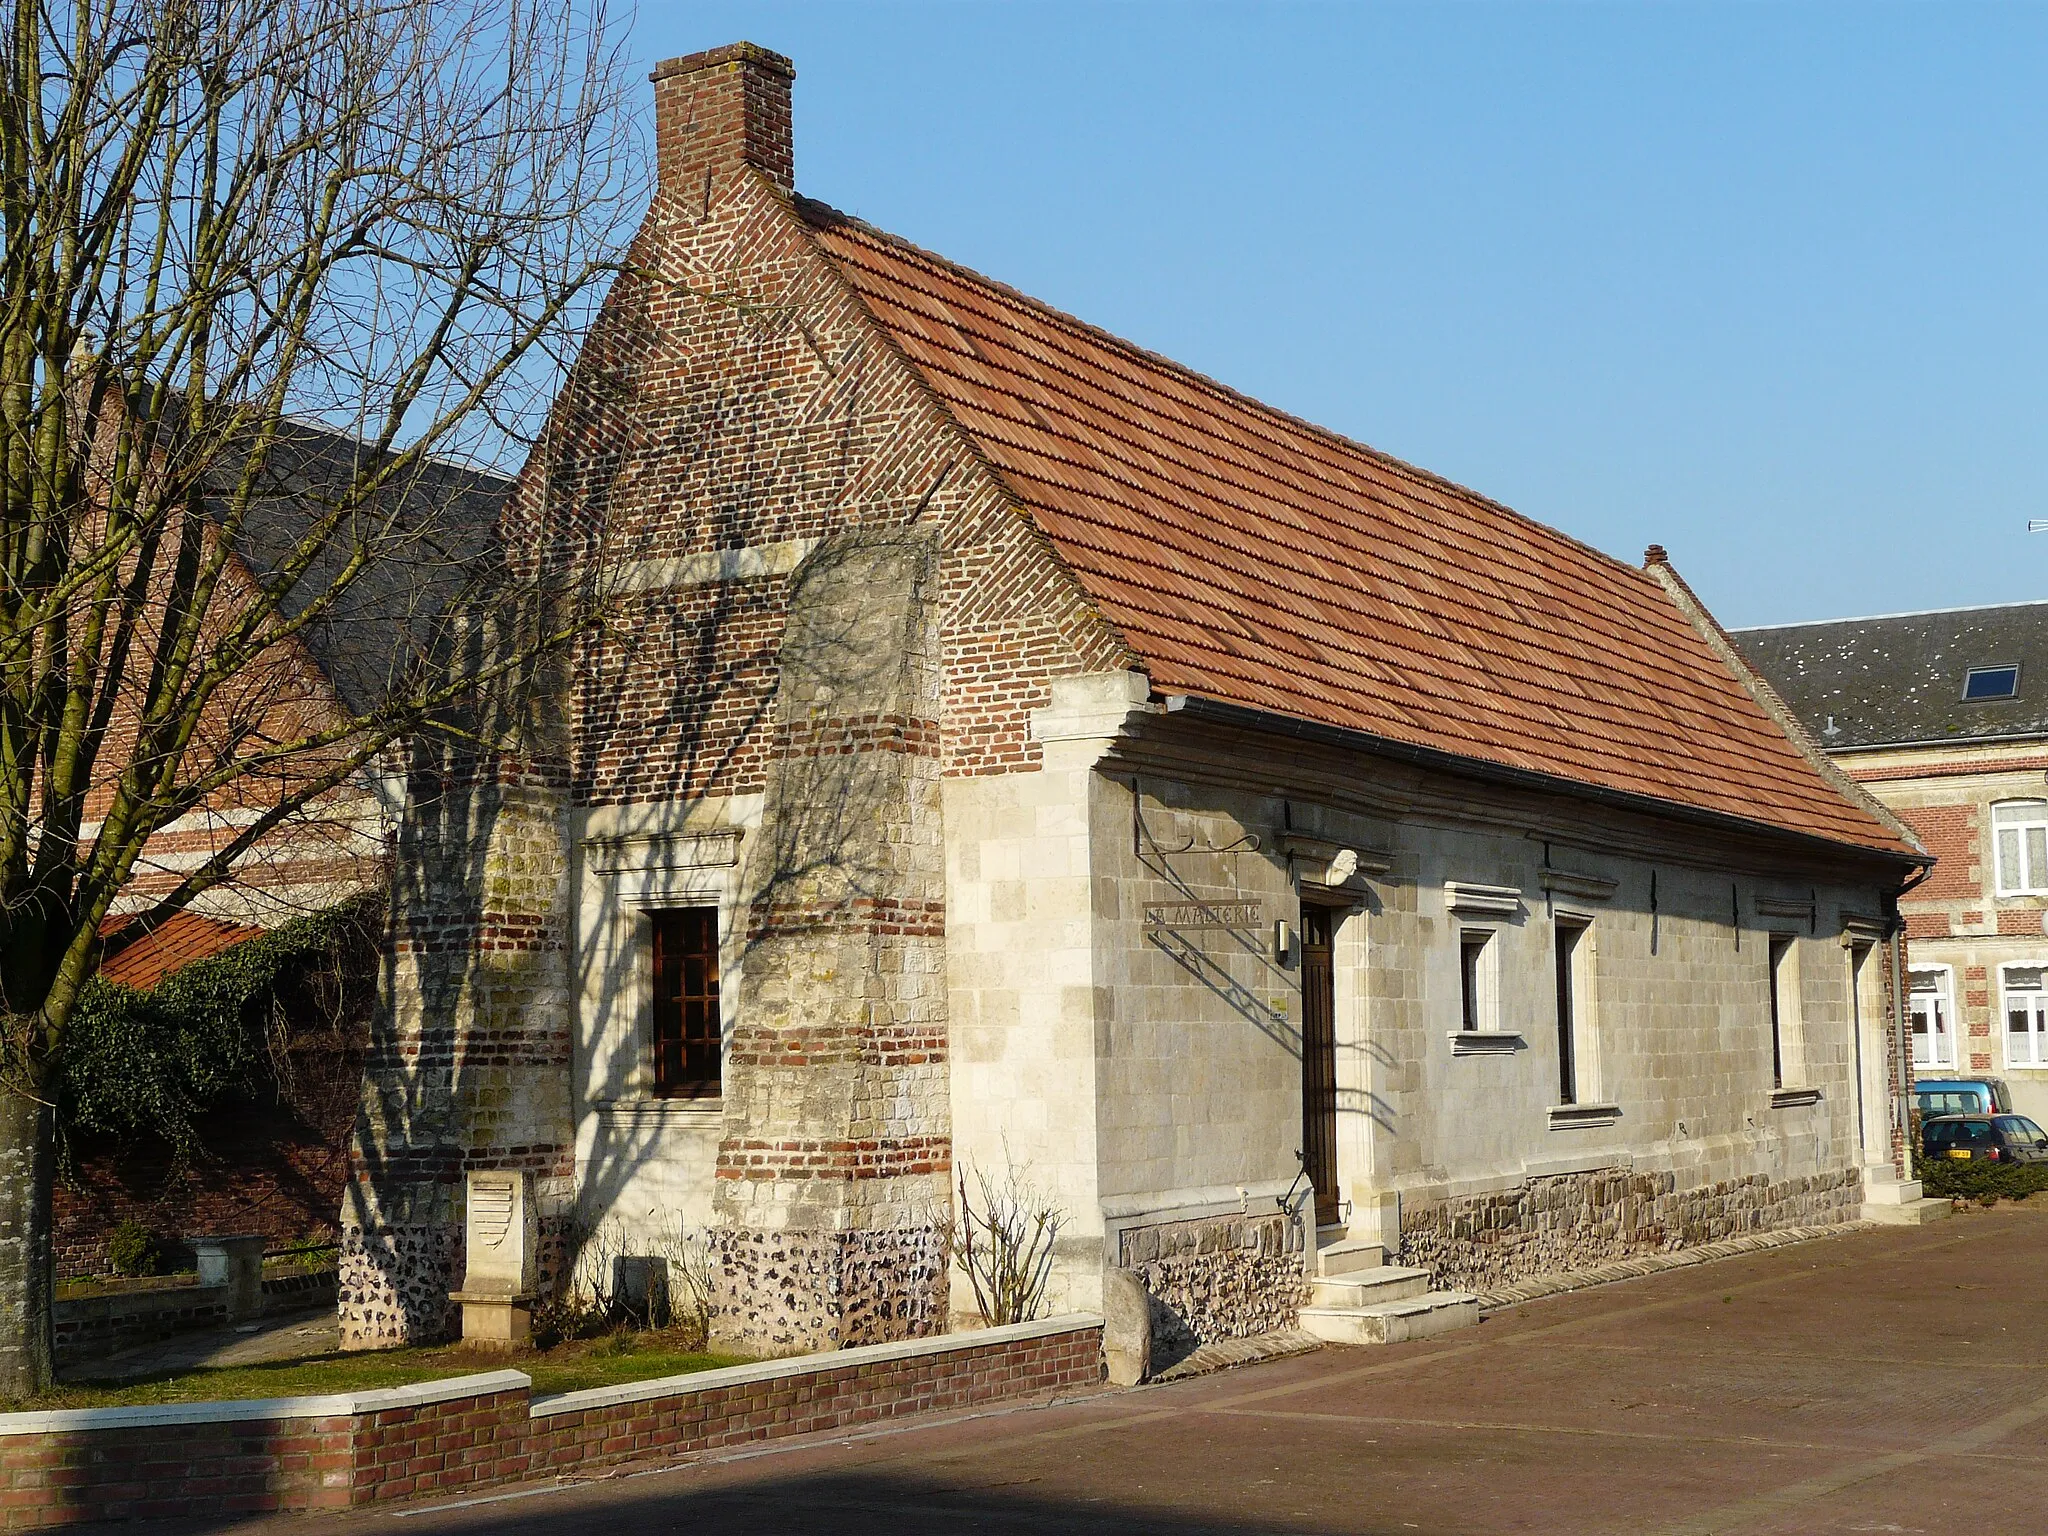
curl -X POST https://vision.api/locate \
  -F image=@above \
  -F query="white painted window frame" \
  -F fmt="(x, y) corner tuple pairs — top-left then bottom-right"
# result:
(1908, 965), (1956, 1071)
(1553, 914), (1602, 1106)
(601, 863), (737, 1106)
(1992, 800), (2048, 897)
(2002, 965), (2048, 1070)
(1766, 932), (1807, 1090)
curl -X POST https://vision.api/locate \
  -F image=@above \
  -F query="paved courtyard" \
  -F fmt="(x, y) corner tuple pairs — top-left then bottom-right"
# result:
(199, 1205), (2041, 1535)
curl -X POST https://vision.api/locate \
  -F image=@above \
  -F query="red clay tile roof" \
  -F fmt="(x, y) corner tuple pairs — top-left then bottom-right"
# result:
(798, 200), (1916, 859)
(99, 912), (263, 990)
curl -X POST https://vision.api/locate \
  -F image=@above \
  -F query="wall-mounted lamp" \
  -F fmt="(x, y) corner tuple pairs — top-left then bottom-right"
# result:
(1274, 919), (1294, 966)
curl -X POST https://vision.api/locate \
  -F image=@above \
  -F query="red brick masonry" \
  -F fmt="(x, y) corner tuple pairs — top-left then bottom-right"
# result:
(0, 1315), (1104, 1529)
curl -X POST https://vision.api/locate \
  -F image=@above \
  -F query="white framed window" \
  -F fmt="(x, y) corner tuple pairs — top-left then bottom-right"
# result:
(2005, 966), (2048, 1068)
(1908, 968), (1954, 1069)
(1993, 800), (2048, 896)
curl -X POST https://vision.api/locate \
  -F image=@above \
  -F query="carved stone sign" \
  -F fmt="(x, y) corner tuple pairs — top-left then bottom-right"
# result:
(462, 1169), (536, 1299)
(1143, 900), (1265, 931)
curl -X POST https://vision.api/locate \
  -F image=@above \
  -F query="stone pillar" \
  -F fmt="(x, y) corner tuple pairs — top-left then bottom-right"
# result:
(338, 749), (576, 1350)
(190, 1234), (266, 1321)
(710, 532), (952, 1354)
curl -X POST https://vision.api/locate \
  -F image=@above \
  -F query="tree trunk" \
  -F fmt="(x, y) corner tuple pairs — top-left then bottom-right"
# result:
(0, 1088), (54, 1398)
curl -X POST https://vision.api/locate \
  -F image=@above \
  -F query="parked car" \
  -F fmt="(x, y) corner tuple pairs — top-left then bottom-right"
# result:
(1914, 1077), (2014, 1118)
(1921, 1113), (2048, 1164)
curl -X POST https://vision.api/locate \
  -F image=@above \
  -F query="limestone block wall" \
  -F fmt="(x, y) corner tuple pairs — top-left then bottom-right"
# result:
(1361, 836), (1871, 1199)
(942, 752), (1106, 1322)
(566, 794), (764, 1254)
(1088, 773), (1306, 1210)
(1059, 737), (1900, 1336)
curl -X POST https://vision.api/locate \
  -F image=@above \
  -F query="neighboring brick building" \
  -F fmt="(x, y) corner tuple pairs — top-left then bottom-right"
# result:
(58, 423), (506, 1278)
(1739, 602), (2048, 1122)
(343, 42), (1937, 1363)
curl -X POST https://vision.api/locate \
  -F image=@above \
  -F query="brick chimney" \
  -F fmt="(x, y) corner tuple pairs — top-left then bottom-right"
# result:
(651, 43), (796, 202)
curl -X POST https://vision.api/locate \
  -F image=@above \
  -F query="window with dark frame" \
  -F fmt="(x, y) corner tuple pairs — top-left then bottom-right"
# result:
(651, 907), (721, 1099)
(1460, 931), (1491, 1032)
(1964, 665), (2020, 701)
(1767, 935), (1792, 1091)
(1555, 922), (1584, 1105)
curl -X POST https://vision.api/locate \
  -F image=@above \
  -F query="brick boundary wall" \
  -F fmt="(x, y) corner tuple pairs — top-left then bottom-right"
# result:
(0, 1315), (1104, 1530)
(49, 1290), (229, 1376)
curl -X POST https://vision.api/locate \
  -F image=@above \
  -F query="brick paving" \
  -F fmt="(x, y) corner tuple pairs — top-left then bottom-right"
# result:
(197, 1205), (2040, 1535)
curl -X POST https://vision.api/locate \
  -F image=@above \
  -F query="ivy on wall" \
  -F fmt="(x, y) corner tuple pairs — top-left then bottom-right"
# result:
(58, 896), (380, 1168)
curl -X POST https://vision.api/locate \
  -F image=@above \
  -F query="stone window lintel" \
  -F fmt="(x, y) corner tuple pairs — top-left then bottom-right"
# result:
(1446, 881), (1523, 917)
(1537, 868), (1617, 902)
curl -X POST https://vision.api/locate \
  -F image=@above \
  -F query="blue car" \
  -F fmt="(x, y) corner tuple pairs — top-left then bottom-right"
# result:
(1914, 1077), (2014, 1119)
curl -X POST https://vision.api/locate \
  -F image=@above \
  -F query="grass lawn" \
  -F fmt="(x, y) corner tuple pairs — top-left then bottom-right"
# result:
(54, 1273), (200, 1301)
(16, 1327), (742, 1411)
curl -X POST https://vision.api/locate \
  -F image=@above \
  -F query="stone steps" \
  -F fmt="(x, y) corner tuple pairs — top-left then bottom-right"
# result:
(1863, 1196), (1952, 1225)
(1314, 1235), (1389, 1277)
(1308, 1265), (1432, 1309)
(1298, 1290), (1481, 1347)
(1862, 1165), (1951, 1226)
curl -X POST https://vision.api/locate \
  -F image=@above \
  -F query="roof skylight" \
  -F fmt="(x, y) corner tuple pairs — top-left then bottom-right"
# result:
(1964, 665), (2021, 701)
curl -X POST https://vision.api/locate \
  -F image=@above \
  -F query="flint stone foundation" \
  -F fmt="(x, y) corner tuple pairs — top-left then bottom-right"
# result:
(1399, 1166), (1863, 1294)
(1117, 1211), (1308, 1366)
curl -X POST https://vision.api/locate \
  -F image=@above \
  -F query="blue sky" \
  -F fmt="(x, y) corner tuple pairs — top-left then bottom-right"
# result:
(634, 4), (2048, 629)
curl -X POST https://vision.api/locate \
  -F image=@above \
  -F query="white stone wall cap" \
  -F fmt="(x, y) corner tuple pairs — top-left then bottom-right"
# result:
(530, 1312), (1103, 1419)
(1522, 1151), (1635, 1181)
(0, 1369), (532, 1437)
(1099, 1180), (1293, 1221)
(610, 538), (818, 595)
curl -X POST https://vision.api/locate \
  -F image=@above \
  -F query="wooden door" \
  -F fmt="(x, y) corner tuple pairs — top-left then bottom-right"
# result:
(1299, 905), (1341, 1228)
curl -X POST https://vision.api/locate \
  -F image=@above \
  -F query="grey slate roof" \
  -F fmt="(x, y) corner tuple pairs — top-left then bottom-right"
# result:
(218, 420), (513, 718)
(1733, 602), (2048, 751)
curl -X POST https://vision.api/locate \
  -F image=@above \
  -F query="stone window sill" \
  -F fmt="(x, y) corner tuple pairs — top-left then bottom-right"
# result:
(1768, 1087), (1822, 1109)
(1548, 1102), (1621, 1129)
(1448, 1031), (1526, 1056)
(593, 1097), (725, 1121)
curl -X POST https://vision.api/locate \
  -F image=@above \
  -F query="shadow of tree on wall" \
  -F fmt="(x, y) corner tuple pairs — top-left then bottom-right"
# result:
(1131, 795), (1305, 1061)
(343, 574), (585, 1343)
(568, 527), (955, 1346)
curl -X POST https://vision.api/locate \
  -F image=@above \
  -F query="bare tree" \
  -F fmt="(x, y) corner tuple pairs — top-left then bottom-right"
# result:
(0, 0), (640, 1393)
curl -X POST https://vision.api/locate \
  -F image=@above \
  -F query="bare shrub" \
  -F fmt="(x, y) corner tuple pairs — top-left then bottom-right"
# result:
(950, 1165), (1067, 1327)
